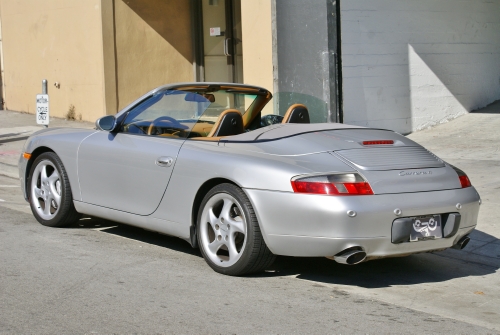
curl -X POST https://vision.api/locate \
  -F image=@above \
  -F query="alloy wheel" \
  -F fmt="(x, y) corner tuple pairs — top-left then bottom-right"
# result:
(30, 160), (62, 220)
(199, 193), (247, 267)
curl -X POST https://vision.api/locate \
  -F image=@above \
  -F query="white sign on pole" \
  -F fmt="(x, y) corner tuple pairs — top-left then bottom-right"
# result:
(36, 94), (49, 125)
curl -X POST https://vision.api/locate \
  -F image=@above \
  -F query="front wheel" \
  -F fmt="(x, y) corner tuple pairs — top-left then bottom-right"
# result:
(197, 183), (275, 276)
(28, 152), (80, 227)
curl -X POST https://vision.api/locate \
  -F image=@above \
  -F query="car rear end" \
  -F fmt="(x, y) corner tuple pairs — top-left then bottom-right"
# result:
(243, 127), (480, 263)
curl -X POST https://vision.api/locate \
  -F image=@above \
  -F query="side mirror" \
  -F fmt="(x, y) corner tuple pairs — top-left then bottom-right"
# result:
(95, 115), (117, 131)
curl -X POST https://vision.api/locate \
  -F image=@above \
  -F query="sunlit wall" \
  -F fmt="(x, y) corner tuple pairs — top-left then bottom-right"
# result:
(341, 0), (500, 133)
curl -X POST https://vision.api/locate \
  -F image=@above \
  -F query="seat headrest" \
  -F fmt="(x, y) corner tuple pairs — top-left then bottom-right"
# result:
(208, 109), (244, 137)
(282, 104), (310, 124)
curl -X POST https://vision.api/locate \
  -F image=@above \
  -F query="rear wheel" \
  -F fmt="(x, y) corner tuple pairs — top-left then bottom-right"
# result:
(28, 152), (80, 227)
(197, 183), (275, 276)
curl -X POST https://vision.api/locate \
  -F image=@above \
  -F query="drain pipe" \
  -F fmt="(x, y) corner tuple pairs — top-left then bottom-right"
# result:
(0, 16), (5, 110)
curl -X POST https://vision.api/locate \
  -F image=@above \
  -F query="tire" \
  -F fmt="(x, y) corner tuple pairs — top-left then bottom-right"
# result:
(28, 152), (80, 227)
(197, 183), (275, 276)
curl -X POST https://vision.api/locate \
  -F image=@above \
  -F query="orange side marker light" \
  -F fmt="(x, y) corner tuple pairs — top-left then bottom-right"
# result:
(23, 152), (31, 160)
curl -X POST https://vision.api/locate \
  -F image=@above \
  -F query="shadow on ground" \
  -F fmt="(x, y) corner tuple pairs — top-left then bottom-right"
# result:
(68, 216), (499, 288)
(68, 216), (201, 257)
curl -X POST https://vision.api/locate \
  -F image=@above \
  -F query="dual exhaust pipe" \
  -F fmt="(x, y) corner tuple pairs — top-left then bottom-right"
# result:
(452, 235), (470, 250)
(329, 235), (470, 265)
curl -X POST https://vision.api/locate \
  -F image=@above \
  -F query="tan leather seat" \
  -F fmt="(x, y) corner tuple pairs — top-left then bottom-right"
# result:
(207, 109), (244, 137)
(282, 104), (310, 124)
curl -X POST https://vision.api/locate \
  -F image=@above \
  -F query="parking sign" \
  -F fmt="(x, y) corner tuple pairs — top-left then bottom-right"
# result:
(36, 94), (49, 125)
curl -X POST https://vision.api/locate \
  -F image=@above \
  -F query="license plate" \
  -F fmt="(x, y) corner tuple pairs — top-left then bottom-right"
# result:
(410, 215), (442, 242)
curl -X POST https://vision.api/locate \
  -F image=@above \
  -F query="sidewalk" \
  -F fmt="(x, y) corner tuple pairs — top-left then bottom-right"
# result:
(407, 100), (500, 266)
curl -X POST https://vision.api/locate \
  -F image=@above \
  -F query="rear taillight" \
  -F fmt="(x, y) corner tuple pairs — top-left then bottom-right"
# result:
(291, 173), (374, 195)
(451, 166), (471, 188)
(458, 175), (471, 188)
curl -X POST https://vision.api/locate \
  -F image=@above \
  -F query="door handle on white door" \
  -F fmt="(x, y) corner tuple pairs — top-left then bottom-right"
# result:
(156, 156), (174, 167)
(223, 37), (232, 56)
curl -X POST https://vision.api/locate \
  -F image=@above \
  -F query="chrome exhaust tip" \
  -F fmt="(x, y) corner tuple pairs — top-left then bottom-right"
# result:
(332, 249), (367, 265)
(452, 236), (470, 250)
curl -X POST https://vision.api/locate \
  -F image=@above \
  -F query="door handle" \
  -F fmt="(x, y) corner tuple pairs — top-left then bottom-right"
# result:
(223, 37), (232, 56)
(156, 156), (174, 167)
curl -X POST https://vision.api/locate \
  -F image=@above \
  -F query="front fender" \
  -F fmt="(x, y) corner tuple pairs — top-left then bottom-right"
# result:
(20, 128), (98, 201)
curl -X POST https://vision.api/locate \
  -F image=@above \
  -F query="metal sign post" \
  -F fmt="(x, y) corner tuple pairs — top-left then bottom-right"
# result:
(37, 79), (49, 127)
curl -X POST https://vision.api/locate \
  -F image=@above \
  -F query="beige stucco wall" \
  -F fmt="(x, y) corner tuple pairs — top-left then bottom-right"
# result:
(0, 0), (271, 119)
(0, 0), (106, 122)
(241, 0), (274, 115)
(112, 0), (194, 111)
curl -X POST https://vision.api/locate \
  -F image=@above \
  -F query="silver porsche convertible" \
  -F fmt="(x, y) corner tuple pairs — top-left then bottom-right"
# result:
(19, 83), (480, 276)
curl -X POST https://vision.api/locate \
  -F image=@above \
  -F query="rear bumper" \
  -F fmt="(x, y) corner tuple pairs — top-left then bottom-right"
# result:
(244, 187), (480, 258)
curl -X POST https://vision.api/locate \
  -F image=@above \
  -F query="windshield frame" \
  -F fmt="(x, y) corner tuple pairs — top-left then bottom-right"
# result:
(114, 83), (273, 140)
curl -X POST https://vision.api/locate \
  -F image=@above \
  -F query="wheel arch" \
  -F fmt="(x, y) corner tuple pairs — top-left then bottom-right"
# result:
(190, 177), (240, 248)
(25, 146), (55, 198)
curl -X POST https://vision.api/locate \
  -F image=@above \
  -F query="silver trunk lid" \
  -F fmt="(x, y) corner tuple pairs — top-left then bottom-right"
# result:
(334, 146), (444, 171)
(225, 126), (461, 194)
(332, 149), (460, 194)
(326, 134), (461, 194)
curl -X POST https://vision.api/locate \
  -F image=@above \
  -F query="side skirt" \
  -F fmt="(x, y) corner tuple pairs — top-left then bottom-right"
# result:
(73, 201), (191, 241)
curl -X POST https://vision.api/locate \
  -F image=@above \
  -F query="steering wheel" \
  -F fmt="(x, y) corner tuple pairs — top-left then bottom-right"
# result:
(147, 116), (188, 137)
(261, 114), (284, 127)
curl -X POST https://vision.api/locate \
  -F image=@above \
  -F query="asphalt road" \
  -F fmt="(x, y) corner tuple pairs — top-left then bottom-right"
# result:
(0, 186), (493, 334)
(0, 176), (498, 333)
(1, 109), (500, 333)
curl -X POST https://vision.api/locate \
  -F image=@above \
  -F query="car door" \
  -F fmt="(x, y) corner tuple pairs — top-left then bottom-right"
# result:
(77, 90), (210, 216)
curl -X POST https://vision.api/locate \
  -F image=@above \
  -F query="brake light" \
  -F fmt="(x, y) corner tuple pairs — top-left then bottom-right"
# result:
(458, 175), (471, 188)
(362, 140), (394, 146)
(291, 173), (374, 195)
(451, 165), (471, 188)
